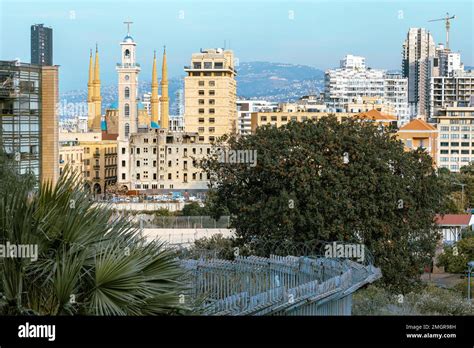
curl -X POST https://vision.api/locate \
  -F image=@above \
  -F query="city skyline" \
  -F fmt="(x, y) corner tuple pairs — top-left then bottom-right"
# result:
(0, 0), (473, 92)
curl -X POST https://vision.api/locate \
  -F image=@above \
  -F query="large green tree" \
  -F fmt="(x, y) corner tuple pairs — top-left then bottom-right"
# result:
(201, 117), (448, 292)
(0, 154), (190, 315)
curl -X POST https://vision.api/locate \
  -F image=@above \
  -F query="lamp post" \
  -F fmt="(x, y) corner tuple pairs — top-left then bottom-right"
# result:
(468, 261), (474, 301)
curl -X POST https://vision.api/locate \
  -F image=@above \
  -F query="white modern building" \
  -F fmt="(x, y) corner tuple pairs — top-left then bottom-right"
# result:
(325, 55), (409, 125)
(237, 100), (278, 135)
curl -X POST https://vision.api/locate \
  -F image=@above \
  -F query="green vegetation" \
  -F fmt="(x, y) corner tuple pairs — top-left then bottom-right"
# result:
(202, 117), (449, 292)
(353, 284), (473, 315)
(437, 237), (474, 273)
(0, 155), (190, 315)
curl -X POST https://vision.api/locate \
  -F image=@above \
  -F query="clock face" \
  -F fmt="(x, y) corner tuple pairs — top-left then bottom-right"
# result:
(125, 75), (130, 81)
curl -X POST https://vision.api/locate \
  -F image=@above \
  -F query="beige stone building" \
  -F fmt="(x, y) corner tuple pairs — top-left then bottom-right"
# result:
(184, 49), (237, 143)
(59, 144), (84, 178)
(127, 129), (212, 192)
(59, 132), (117, 194)
(433, 102), (474, 172)
(250, 108), (398, 133)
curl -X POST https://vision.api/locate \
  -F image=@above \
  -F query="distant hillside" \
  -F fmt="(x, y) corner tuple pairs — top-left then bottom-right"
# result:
(236, 61), (325, 101)
(59, 61), (325, 118)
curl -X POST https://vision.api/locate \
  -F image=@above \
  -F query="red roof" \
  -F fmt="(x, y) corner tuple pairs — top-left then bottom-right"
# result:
(434, 214), (472, 226)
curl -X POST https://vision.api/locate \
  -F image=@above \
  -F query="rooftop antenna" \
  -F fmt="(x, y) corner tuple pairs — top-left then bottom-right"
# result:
(429, 12), (456, 49)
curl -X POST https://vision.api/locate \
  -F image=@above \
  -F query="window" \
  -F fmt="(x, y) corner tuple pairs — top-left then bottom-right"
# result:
(199, 118), (205, 123)
(199, 108), (205, 114)
(271, 116), (277, 121)
(209, 127), (215, 133)
(209, 99), (215, 105)
(198, 81), (204, 86)
(193, 62), (202, 69)
(198, 90), (205, 96)
(209, 136), (215, 142)
(209, 108), (215, 114)
(440, 142), (449, 147)
(199, 136), (205, 142)
(136, 160), (140, 167)
(125, 123), (130, 137)
(136, 173), (140, 180)
(281, 116), (288, 121)
(204, 62), (212, 69)
(209, 90), (215, 96)
(122, 160), (126, 167)
(198, 127), (205, 133)
(199, 99), (205, 105)
(124, 49), (130, 58)
(122, 147), (126, 155)
(209, 118), (215, 123)
(136, 148), (140, 154)
(125, 104), (130, 117)
(125, 87), (130, 99)
(209, 81), (215, 86)
(122, 173), (126, 180)
(440, 150), (449, 154)
(261, 116), (267, 121)
(451, 134), (459, 139)
(215, 62), (223, 68)
(168, 173), (172, 180)
(441, 134), (449, 139)
(451, 142), (459, 147)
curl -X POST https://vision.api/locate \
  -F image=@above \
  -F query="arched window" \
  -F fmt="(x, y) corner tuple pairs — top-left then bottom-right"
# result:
(125, 87), (130, 99)
(124, 103), (130, 117)
(124, 49), (130, 58)
(125, 123), (130, 138)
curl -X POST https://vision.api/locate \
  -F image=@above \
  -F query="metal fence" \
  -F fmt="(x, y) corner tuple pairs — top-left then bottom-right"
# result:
(179, 254), (381, 316)
(144, 216), (231, 229)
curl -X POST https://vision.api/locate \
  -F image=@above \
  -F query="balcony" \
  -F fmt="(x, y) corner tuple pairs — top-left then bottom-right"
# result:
(93, 165), (100, 170)
(116, 63), (141, 69)
(93, 153), (100, 158)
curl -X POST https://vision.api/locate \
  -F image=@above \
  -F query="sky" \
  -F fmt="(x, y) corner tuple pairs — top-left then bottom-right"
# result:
(1, 0), (472, 92)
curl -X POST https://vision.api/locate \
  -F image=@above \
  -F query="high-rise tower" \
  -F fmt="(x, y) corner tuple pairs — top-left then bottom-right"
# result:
(402, 28), (436, 118)
(117, 22), (141, 189)
(31, 24), (53, 66)
(160, 47), (169, 129)
(184, 48), (237, 143)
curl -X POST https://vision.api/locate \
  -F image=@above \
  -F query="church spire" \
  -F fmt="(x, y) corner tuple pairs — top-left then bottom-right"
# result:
(92, 44), (102, 131)
(151, 50), (159, 126)
(160, 46), (169, 129)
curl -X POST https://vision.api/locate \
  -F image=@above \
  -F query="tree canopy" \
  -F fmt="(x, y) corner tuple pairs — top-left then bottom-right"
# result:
(202, 117), (449, 292)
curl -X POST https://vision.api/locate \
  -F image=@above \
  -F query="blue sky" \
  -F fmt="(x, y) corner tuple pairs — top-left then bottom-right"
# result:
(1, 0), (472, 92)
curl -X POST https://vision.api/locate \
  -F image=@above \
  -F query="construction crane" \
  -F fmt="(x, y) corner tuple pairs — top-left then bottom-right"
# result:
(429, 12), (456, 49)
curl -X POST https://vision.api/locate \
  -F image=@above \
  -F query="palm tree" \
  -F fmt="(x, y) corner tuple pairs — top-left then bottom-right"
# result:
(0, 155), (191, 315)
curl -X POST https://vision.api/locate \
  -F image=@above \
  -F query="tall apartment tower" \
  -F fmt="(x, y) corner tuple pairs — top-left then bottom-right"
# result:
(402, 28), (436, 118)
(184, 48), (237, 143)
(31, 24), (53, 66)
(116, 28), (141, 190)
(0, 60), (59, 185)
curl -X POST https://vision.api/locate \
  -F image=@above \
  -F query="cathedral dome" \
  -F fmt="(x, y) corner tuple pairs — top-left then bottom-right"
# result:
(123, 35), (134, 43)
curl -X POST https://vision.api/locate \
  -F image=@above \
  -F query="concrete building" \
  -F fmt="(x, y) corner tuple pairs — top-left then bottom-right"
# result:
(250, 108), (397, 133)
(0, 60), (59, 185)
(31, 24), (53, 66)
(237, 100), (278, 135)
(59, 132), (117, 194)
(325, 55), (408, 124)
(430, 70), (474, 118)
(402, 28), (436, 118)
(396, 118), (438, 165)
(184, 48), (237, 143)
(128, 129), (212, 192)
(59, 143), (84, 177)
(434, 102), (474, 172)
